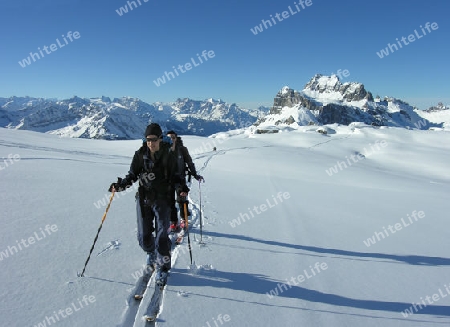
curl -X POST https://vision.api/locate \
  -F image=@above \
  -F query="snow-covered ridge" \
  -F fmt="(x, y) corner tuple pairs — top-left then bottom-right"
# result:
(2, 75), (448, 139)
(0, 96), (262, 139)
(256, 74), (449, 131)
(302, 74), (373, 103)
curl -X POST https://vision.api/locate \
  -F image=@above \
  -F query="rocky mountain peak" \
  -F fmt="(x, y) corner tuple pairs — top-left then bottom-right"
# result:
(304, 74), (374, 102)
(426, 102), (449, 112)
(258, 75), (439, 130)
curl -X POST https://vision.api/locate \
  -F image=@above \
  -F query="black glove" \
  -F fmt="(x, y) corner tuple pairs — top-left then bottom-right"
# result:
(194, 174), (204, 182)
(179, 195), (189, 204)
(108, 177), (126, 192)
(177, 184), (190, 195)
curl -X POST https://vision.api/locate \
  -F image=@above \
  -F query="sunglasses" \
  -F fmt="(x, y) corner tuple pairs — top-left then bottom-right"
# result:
(169, 136), (177, 139)
(146, 137), (160, 143)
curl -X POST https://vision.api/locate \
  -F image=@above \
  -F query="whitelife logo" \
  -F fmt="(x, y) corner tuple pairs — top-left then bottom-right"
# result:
(401, 283), (450, 317)
(0, 153), (21, 171)
(266, 262), (328, 299)
(363, 210), (426, 247)
(18, 31), (81, 68)
(325, 140), (388, 177)
(376, 22), (438, 59)
(32, 295), (96, 327)
(250, 0), (313, 35)
(115, 0), (149, 16)
(229, 192), (291, 228)
(153, 50), (215, 86)
(0, 224), (58, 262)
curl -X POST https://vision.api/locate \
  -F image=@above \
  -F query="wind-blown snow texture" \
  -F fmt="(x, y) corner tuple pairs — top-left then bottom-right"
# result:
(0, 125), (449, 327)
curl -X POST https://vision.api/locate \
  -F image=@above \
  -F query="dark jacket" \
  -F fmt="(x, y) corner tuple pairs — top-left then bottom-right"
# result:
(172, 137), (197, 180)
(120, 141), (185, 200)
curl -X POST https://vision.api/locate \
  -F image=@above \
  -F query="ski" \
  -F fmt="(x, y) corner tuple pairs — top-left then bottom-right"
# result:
(133, 265), (155, 300)
(143, 228), (182, 322)
(142, 212), (191, 322)
(143, 281), (165, 322)
(117, 265), (155, 327)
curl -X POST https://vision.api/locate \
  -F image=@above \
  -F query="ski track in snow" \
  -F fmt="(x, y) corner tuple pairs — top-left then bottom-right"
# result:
(0, 139), (130, 162)
(307, 131), (353, 149)
(193, 144), (275, 173)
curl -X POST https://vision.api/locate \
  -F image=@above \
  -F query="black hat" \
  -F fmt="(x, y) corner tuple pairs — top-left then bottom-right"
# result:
(145, 123), (163, 138)
(166, 130), (177, 136)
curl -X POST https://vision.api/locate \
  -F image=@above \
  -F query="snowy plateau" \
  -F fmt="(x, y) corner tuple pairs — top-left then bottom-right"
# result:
(1, 75), (450, 327)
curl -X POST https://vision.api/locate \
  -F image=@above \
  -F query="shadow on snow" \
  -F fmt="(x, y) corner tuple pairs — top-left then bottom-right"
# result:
(204, 231), (450, 266)
(173, 230), (450, 318)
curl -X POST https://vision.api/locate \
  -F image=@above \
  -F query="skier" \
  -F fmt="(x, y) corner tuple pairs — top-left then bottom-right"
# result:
(166, 130), (203, 232)
(108, 123), (189, 285)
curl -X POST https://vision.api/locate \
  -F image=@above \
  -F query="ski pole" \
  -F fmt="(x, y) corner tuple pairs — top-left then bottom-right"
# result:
(198, 180), (203, 244)
(78, 190), (115, 277)
(183, 202), (193, 265)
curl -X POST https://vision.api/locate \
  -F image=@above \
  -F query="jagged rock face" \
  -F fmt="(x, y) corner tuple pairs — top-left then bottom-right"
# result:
(341, 84), (374, 102)
(304, 74), (341, 93)
(304, 74), (374, 102)
(319, 103), (356, 125)
(264, 75), (435, 129)
(271, 75), (374, 118)
(272, 88), (300, 114)
(426, 102), (449, 112)
(271, 86), (373, 126)
(272, 87), (320, 115)
(287, 96), (380, 126)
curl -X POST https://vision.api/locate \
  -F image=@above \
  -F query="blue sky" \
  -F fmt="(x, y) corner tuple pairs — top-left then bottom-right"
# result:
(0, 0), (449, 110)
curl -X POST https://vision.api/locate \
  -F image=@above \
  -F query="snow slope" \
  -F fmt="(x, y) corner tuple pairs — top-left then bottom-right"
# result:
(0, 125), (449, 327)
(416, 109), (450, 130)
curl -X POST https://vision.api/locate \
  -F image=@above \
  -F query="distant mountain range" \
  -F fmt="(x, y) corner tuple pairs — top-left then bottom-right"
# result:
(255, 74), (449, 132)
(1, 74), (448, 139)
(0, 96), (268, 139)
